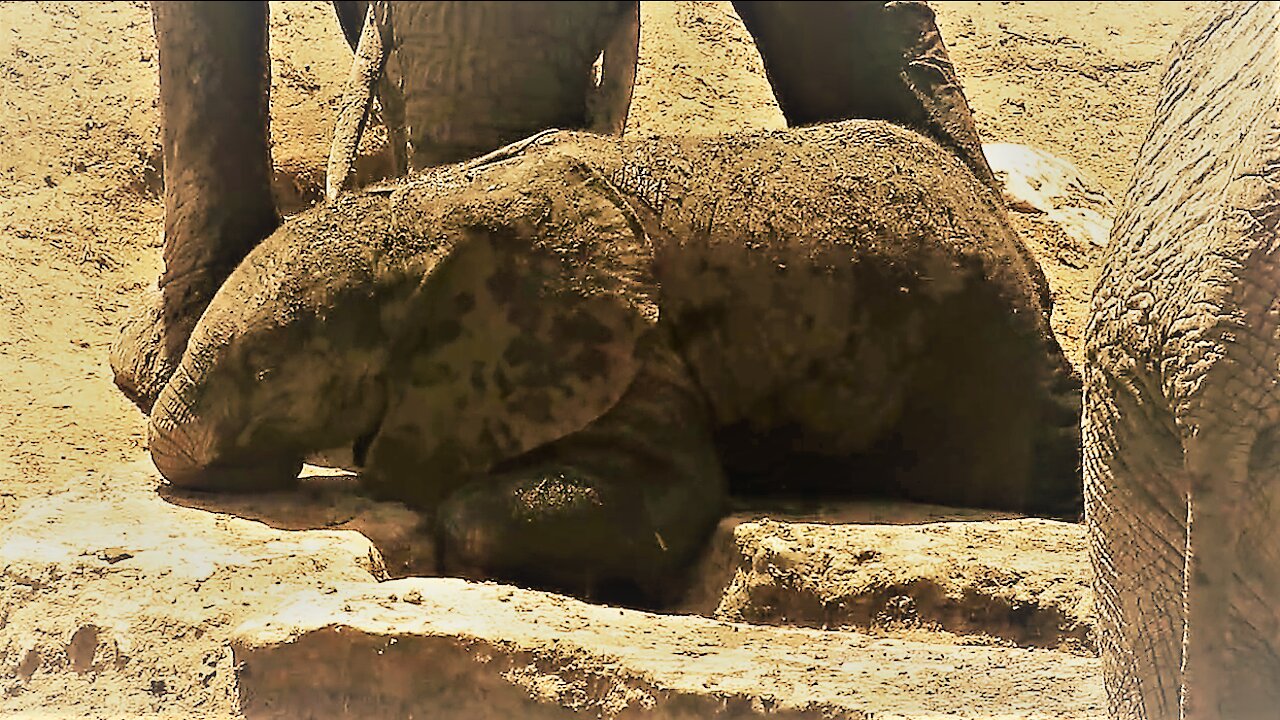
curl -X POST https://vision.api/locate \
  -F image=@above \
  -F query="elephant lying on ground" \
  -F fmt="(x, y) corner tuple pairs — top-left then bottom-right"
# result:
(149, 121), (1081, 603)
(1084, 2), (1279, 718)
(111, 0), (996, 413)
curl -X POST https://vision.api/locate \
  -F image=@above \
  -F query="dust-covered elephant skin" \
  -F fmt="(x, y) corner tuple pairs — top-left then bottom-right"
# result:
(113, 1), (996, 415)
(111, 0), (637, 412)
(340, 0), (638, 167)
(110, 2), (280, 412)
(730, 0), (996, 189)
(149, 120), (1080, 603)
(331, 1), (996, 186)
(1083, 3), (1279, 719)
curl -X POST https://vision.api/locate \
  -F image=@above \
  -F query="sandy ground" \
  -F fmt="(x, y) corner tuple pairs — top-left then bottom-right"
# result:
(0, 2), (1202, 717)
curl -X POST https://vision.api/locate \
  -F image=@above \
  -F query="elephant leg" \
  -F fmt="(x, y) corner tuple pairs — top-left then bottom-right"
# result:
(587, 1), (639, 136)
(1181, 427), (1280, 719)
(333, 2), (635, 172)
(1084, 366), (1186, 720)
(390, 1), (635, 169)
(327, 0), (394, 200)
(332, 0), (369, 49)
(437, 336), (726, 605)
(732, 1), (997, 192)
(331, 0), (408, 185)
(113, 1), (280, 411)
(1086, 5), (1280, 716)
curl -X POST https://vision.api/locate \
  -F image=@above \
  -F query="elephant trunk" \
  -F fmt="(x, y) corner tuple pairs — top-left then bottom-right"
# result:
(148, 355), (303, 493)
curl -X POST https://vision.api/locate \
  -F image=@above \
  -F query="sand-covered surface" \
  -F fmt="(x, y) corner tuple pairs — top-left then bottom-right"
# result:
(0, 3), (1202, 717)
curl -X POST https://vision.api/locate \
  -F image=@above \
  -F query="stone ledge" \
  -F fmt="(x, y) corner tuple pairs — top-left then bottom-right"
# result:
(233, 578), (1102, 719)
(686, 506), (1093, 653)
(1, 466), (1102, 718)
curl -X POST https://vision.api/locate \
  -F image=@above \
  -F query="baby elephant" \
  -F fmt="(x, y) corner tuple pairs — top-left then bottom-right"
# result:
(149, 121), (1080, 603)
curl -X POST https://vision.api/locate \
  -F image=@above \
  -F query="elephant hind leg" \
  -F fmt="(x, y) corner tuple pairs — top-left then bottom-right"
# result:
(437, 336), (726, 607)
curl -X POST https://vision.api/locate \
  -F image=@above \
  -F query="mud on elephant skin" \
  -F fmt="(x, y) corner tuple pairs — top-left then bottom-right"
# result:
(148, 120), (1081, 604)
(1084, 2), (1280, 719)
(112, 0), (635, 411)
(112, 0), (996, 414)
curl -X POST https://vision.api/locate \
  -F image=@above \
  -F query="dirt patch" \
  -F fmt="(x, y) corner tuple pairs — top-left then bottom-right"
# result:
(0, 1), (1202, 717)
(938, 1), (1201, 366)
(936, 1), (1202, 200)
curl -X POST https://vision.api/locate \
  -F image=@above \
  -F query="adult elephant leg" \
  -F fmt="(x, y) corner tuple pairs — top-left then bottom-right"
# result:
(732, 1), (997, 192)
(391, 1), (634, 168)
(332, 0), (369, 48)
(1091, 261), (1280, 719)
(328, 0), (407, 196)
(1179, 78), (1280, 712)
(1086, 4), (1280, 716)
(1083, 364), (1187, 719)
(587, 1), (639, 136)
(330, 1), (634, 182)
(327, 0), (394, 200)
(1182, 428), (1280, 719)
(112, 1), (279, 411)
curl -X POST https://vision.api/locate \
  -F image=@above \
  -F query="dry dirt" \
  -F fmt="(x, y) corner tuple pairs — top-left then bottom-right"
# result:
(0, 2), (1203, 718)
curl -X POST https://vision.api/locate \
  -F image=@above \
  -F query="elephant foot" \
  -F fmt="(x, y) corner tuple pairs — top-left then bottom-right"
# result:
(436, 466), (682, 604)
(438, 344), (726, 606)
(110, 289), (182, 413)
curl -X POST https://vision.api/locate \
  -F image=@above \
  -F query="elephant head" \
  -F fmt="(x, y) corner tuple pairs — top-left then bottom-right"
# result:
(147, 190), (405, 494)
(1084, 2), (1280, 717)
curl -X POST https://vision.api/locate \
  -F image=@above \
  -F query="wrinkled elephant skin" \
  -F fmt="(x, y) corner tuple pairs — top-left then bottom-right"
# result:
(149, 121), (1081, 603)
(111, 2), (279, 412)
(1084, 3), (1280, 718)
(113, 1), (996, 414)
(112, 1), (635, 412)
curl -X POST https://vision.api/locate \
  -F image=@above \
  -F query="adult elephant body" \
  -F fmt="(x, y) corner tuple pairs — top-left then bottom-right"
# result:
(1084, 2), (1279, 718)
(111, 0), (995, 411)
(330, 1), (640, 169)
(149, 121), (1081, 603)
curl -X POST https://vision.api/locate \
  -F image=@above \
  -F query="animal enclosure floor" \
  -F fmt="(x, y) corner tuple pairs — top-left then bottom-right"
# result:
(0, 2), (1200, 717)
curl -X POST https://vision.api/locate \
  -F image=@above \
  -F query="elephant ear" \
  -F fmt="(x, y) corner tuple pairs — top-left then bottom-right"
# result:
(360, 152), (659, 508)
